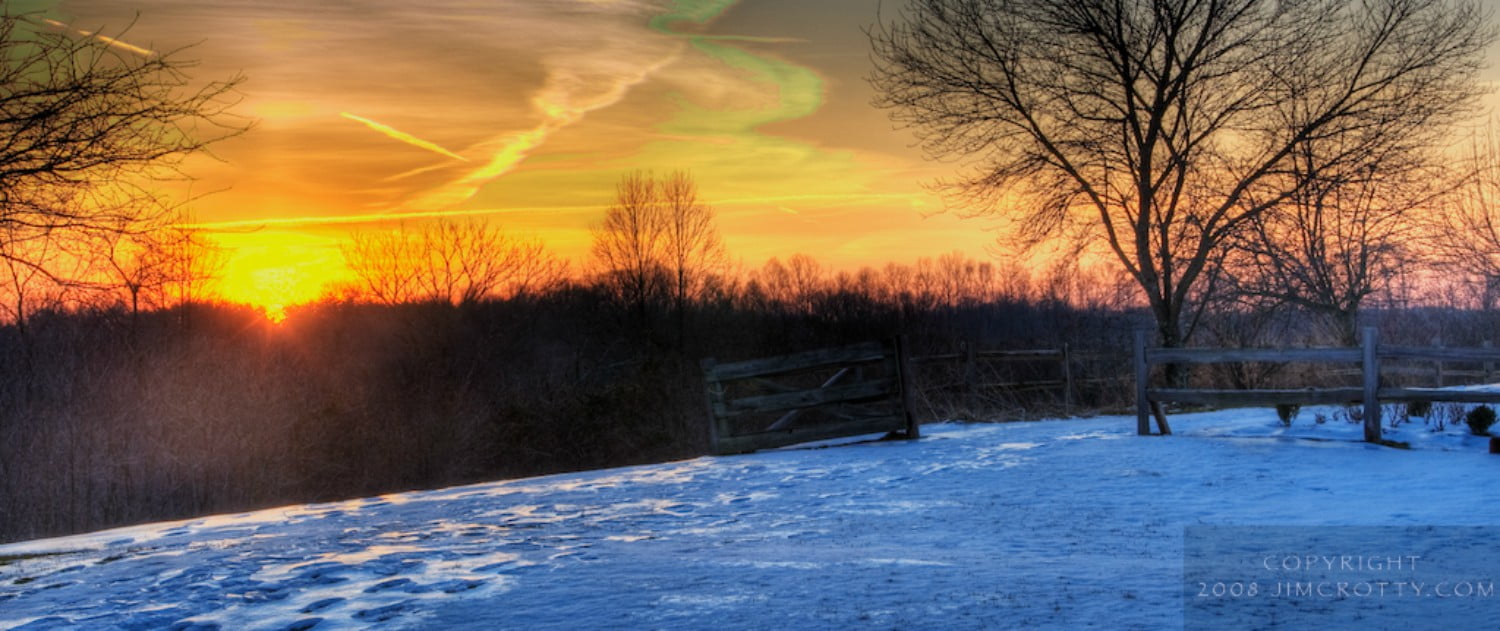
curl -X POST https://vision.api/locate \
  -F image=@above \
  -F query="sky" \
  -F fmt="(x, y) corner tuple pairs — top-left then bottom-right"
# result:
(17, 0), (1500, 312)
(16, 0), (1006, 310)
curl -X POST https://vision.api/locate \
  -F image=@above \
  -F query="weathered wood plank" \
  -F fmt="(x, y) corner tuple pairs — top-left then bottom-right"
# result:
(1379, 346), (1500, 363)
(1149, 387), (1500, 407)
(1148, 388), (1365, 407)
(720, 378), (898, 417)
(913, 348), (1065, 364)
(911, 352), (964, 364)
(700, 358), (726, 449)
(766, 367), (854, 431)
(707, 341), (887, 381)
(975, 349), (1063, 361)
(1376, 388), (1500, 404)
(711, 416), (908, 455)
(1147, 347), (1362, 364)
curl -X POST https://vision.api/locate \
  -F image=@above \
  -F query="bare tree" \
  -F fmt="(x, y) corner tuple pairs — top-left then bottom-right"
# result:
(343, 227), (421, 305)
(591, 171), (725, 336)
(95, 226), (172, 321)
(755, 254), (826, 314)
(592, 171), (666, 323)
(0, 13), (245, 281)
(869, 0), (1492, 352)
(1231, 139), (1439, 344)
(660, 171), (726, 337)
(159, 220), (226, 312)
(0, 226), (67, 333)
(1434, 125), (1500, 310)
(343, 220), (562, 306)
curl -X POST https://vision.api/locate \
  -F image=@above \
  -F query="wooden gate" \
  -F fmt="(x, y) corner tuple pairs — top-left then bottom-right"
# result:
(701, 337), (920, 455)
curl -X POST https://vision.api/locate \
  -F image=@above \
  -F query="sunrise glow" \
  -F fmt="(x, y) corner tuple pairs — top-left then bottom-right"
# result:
(26, 0), (1497, 318)
(212, 232), (350, 315)
(18, 0), (1006, 315)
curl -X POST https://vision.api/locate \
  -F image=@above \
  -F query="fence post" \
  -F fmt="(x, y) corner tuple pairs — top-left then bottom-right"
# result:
(962, 340), (977, 413)
(895, 335), (921, 440)
(1486, 340), (1494, 381)
(1362, 327), (1381, 443)
(701, 358), (725, 454)
(1061, 342), (1074, 417)
(1433, 335), (1444, 387)
(1134, 329), (1151, 436)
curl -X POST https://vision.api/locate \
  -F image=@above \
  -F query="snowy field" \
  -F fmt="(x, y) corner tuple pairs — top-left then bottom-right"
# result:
(1, 407), (1497, 629)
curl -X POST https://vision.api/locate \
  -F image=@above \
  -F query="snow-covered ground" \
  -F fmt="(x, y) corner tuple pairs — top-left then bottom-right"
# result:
(1, 406), (1497, 629)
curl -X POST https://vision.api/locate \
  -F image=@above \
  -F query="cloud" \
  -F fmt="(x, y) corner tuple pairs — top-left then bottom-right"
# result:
(404, 3), (709, 210)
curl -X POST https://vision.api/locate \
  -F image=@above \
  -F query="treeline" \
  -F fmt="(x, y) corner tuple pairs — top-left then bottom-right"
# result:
(0, 250), (1143, 544)
(11, 230), (1500, 542)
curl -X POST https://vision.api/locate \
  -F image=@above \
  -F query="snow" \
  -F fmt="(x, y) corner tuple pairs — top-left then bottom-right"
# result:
(1, 406), (1497, 629)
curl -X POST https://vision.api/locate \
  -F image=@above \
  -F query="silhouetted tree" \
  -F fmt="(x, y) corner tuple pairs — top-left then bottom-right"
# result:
(1434, 124), (1500, 310)
(870, 0), (1492, 354)
(0, 14), (245, 283)
(592, 171), (724, 339)
(660, 171), (725, 342)
(592, 171), (665, 325)
(343, 219), (563, 306)
(1231, 140), (1440, 345)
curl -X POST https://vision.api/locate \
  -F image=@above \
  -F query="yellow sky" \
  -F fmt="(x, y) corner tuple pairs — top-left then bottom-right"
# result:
(22, 0), (1003, 310)
(27, 0), (1500, 311)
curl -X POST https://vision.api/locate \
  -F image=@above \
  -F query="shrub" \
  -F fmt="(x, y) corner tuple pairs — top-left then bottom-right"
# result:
(1275, 403), (1300, 426)
(1406, 400), (1432, 418)
(1465, 405), (1497, 436)
(1384, 403), (1410, 428)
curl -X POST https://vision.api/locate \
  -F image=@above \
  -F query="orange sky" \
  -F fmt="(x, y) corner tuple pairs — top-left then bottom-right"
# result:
(22, 0), (1500, 312)
(15, 0), (1006, 312)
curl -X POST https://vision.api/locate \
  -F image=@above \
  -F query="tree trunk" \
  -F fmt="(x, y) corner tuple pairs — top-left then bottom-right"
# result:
(1155, 301), (1191, 388)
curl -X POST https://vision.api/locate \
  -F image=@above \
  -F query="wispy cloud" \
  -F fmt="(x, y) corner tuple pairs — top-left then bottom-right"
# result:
(403, 2), (700, 211)
(339, 112), (469, 162)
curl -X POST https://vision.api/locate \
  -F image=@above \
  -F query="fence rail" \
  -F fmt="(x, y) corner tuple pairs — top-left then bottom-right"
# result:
(913, 343), (1080, 415)
(1135, 328), (1500, 442)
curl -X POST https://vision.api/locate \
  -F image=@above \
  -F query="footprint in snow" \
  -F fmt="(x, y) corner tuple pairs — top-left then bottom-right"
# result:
(299, 597), (344, 614)
(166, 621), (219, 631)
(353, 600), (414, 623)
(363, 577), (413, 593)
(279, 618), (321, 631)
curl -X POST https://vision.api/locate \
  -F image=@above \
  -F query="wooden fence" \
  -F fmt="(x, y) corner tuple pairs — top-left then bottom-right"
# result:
(1135, 327), (1500, 442)
(912, 344), (1076, 415)
(701, 337), (920, 455)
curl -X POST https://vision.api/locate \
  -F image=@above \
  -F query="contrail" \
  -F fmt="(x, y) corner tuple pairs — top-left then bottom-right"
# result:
(39, 18), (155, 57)
(184, 192), (918, 231)
(340, 112), (470, 162)
(184, 205), (600, 231)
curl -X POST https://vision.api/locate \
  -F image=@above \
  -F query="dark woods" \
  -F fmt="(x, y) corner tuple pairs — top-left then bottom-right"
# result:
(8, 249), (1500, 543)
(0, 256), (1139, 544)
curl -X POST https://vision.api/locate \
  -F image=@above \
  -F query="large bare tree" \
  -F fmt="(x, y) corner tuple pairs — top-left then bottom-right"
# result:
(0, 13), (244, 281)
(869, 0), (1492, 351)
